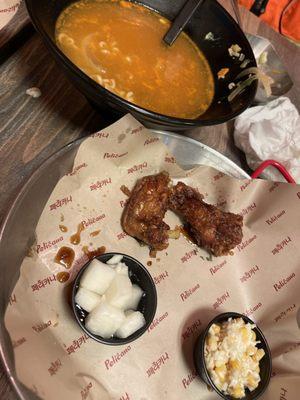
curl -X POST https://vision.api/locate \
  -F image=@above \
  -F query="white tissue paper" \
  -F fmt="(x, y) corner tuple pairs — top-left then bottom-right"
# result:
(234, 97), (300, 183)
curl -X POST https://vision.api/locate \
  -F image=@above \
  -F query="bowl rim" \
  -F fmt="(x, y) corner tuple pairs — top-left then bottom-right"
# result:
(25, 0), (258, 127)
(198, 312), (272, 400)
(72, 252), (158, 345)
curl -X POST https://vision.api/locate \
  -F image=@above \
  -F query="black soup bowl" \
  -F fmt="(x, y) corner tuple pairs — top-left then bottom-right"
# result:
(72, 252), (157, 345)
(194, 312), (272, 400)
(25, 0), (258, 131)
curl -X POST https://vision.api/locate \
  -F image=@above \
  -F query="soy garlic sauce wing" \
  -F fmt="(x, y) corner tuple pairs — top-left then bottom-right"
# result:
(169, 182), (243, 256)
(121, 172), (171, 251)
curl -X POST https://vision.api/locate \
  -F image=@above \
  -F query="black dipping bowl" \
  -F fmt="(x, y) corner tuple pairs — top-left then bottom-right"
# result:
(72, 252), (157, 345)
(25, 0), (257, 131)
(194, 312), (272, 400)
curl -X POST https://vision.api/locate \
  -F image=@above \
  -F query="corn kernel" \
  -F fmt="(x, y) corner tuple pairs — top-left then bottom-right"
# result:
(228, 359), (240, 370)
(240, 326), (251, 342)
(206, 335), (218, 351)
(211, 323), (221, 334)
(247, 345), (257, 356)
(215, 364), (227, 382)
(253, 348), (265, 362)
(254, 365), (260, 373)
(241, 354), (248, 363)
(247, 374), (259, 389)
(230, 384), (245, 399)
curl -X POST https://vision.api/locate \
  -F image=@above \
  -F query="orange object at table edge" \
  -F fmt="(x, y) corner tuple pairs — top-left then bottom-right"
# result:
(238, 0), (300, 42)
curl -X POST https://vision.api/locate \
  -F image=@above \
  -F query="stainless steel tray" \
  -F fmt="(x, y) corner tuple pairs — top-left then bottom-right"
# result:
(0, 131), (249, 400)
(154, 130), (249, 179)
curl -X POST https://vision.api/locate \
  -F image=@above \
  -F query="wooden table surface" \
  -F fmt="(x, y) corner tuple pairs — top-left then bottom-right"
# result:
(0, 1), (299, 398)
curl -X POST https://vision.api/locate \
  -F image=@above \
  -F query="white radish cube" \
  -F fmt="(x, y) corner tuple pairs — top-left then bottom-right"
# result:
(116, 311), (146, 338)
(109, 262), (129, 276)
(75, 287), (102, 312)
(115, 262), (129, 276)
(105, 274), (132, 309)
(80, 259), (115, 295)
(106, 254), (123, 265)
(85, 301), (125, 338)
(126, 284), (144, 310)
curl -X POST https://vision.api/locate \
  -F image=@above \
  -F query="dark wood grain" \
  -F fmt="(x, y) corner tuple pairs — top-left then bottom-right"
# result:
(0, 34), (111, 217)
(0, 2), (34, 64)
(0, 1), (299, 398)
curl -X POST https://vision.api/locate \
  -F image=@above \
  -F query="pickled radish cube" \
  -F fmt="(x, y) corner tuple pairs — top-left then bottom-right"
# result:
(85, 301), (125, 338)
(115, 262), (129, 276)
(108, 260), (128, 276)
(126, 284), (144, 310)
(106, 254), (123, 265)
(80, 259), (115, 295)
(75, 287), (102, 312)
(116, 311), (146, 338)
(105, 274), (132, 309)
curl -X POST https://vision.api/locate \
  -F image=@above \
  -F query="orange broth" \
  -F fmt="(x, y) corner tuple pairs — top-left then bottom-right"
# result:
(56, 0), (215, 119)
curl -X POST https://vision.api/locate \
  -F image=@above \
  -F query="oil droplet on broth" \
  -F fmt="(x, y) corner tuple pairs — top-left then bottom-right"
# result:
(70, 222), (85, 245)
(54, 246), (75, 269)
(56, 271), (70, 283)
(59, 225), (68, 232)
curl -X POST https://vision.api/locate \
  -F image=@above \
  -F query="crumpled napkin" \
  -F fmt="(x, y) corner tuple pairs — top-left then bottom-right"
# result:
(234, 97), (300, 183)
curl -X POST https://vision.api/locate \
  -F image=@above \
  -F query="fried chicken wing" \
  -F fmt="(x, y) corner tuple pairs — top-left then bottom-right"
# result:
(121, 172), (171, 251)
(169, 182), (243, 256)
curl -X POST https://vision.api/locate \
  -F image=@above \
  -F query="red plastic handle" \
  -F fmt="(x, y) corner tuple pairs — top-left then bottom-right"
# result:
(251, 160), (296, 183)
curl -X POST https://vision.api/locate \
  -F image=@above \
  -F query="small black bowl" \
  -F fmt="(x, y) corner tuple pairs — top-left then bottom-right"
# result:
(194, 312), (272, 400)
(72, 252), (157, 345)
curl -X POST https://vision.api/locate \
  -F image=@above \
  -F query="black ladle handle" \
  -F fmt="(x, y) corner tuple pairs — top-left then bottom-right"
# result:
(163, 0), (205, 46)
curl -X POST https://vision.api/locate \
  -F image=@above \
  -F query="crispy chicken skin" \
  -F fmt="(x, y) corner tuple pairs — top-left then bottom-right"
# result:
(169, 182), (243, 256)
(121, 172), (171, 251)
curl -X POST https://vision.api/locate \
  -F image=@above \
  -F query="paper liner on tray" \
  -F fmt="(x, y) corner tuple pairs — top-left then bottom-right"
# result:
(5, 115), (300, 400)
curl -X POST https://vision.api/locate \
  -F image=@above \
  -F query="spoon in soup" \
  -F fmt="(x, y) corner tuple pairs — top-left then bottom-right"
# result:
(163, 0), (205, 46)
